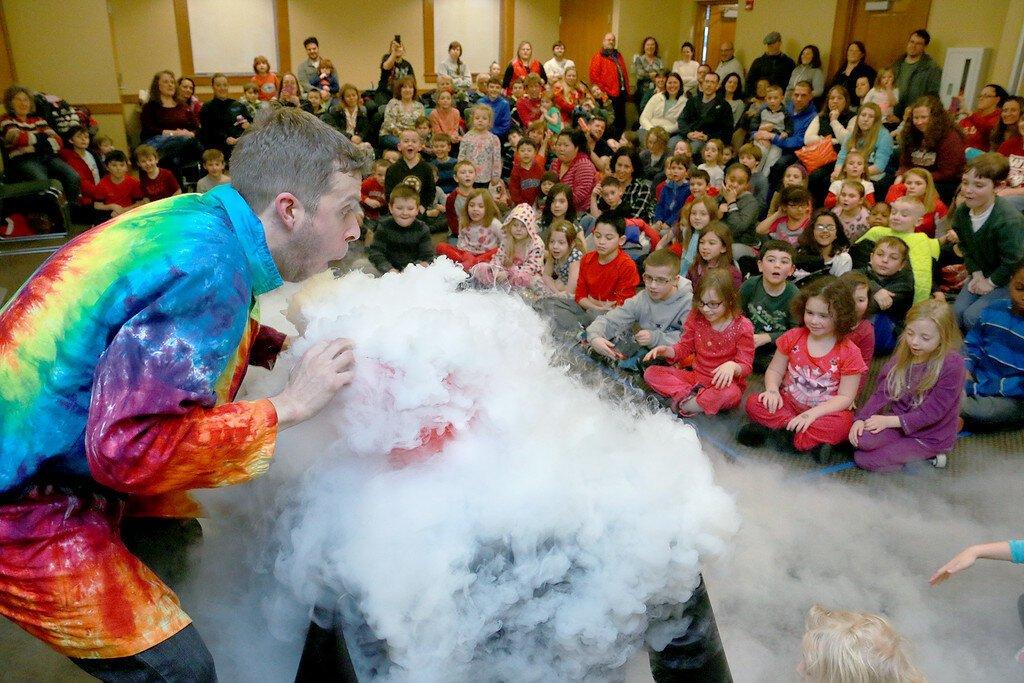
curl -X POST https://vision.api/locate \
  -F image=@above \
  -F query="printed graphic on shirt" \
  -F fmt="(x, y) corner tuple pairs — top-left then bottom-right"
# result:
(1008, 154), (1024, 188)
(785, 357), (841, 406)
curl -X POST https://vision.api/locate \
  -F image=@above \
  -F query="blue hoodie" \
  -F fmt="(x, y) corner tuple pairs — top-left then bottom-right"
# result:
(965, 299), (1024, 399)
(653, 181), (691, 225)
(482, 95), (512, 138)
(773, 101), (818, 152)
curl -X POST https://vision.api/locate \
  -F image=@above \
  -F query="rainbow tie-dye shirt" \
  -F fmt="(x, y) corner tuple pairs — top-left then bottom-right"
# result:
(0, 184), (285, 658)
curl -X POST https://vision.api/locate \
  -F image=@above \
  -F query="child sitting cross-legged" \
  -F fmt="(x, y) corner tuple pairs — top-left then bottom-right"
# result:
(366, 185), (434, 274)
(738, 276), (867, 460)
(799, 604), (925, 682)
(540, 219), (584, 298)
(960, 261), (1024, 433)
(860, 236), (915, 355)
(470, 203), (545, 290)
(93, 150), (145, 219)
(644, 267), (754, 416)
(851, 298), (965, 472)
(586, 248), (693, 370)
(740, 240), (798, 373)
(436, 188), (502, 270)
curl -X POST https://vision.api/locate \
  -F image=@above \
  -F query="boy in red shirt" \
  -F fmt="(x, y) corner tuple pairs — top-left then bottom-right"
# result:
(444, 160), (476, 238)
(508, 138), (544, 206)
(93, 150), (144, 219)
(537, 213), (640, 336)
(360, 158), (390, 232)
(134, 145), (181, 202)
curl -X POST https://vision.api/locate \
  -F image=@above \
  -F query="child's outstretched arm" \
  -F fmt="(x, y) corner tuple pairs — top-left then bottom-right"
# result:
(931, 541), (1021, 585)
(788, 374), (858, 433)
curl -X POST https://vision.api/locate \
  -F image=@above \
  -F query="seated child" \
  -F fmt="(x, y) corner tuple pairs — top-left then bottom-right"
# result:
(740, 240), (798, 372)
(861, 236), (915, 355)
(824, 150), (876, 209)
(686, 222), (742, 292)
(952, 153), (1024, 329)
(436, 188), (502, 270)
(414, 116), (433, 152)
(430, 134), (458, 194)
(833, 180), (871, 242)
(509, 138), (544, 206)
(960, 261), (1024, 433)
(644, 267), (754, 416)
(470, 203), (545, 289)
(884, 167), (947, 237)
(838, 271), (876, 383)
(793, 209), (852, 285)
(534, 171), (559, 213)
(739, 276), (867, 457)
(639, 126), (669, 185)
(737, 143), (768, 211)
(360, 158), (390, 232)
(423, 166), (449, 233)
(444, 160), (476, 238)
(366, 186), (434, 274)
(696, 138), (726, 190)
(799, 604), (925, 682)
(590, 175), (632, 221)
(682, 168), (718, 206)
(196, 149), (230, 192)
(57, 125), (101, 214)
(853, 196), (955, 303)
(867, 200), (890, 229)
(851, 299), (964, 472)
(749, 85), (791, 175)
(538, 182), (577, 236)
(718, 162), (760, 259)
(386, 129), (437, 211)
(240, 83), (261, 119)
(650, 155), (690, 237)
(541, 91), (562, 136)
(587, 248), (693, 366)
(540, 219), (584, 298)
(134, 144), (180, 202)
(767, 163), (807, 215)
(536, 213), (640, 334)
(93, 150), (144, 219)
(659, 195), (717, 276)
(756, 185), (811, 247)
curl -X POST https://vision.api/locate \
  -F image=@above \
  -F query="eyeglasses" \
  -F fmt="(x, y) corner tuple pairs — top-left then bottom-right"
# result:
(813, 223), (837, 233)
(643, 274), (674, 286)
(699, 300), (724, 309)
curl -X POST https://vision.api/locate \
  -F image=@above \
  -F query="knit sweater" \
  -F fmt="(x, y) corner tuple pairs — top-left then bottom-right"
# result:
(952, 197), (1024, 286)
(366, 217), (434, 272)
(587, 278), (693, 347)
(0, 114), (62, 159)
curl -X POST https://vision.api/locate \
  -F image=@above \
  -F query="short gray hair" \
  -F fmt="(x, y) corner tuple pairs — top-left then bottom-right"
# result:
(231, 107), (372, 215)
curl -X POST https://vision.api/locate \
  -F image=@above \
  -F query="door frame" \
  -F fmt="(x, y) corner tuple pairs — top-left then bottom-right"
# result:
(694, 1), (739, 66)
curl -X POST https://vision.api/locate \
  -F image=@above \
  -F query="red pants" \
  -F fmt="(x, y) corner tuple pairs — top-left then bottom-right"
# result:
(644, 366), (743, 415)
(744, 391), (853, 451)
(435, 244), (498, 271)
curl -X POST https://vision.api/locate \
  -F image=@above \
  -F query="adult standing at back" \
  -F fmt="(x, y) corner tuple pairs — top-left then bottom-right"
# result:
(296, 36), (322, 93)
(502, 41), (547, 93)
(631, 36), (664, 113)
(378, 39), (416, 101)
(715, 42), (744, 82)
(671, 42), (700, 96)
(828, 41), (875, 106)
(745, 32), (795, 99)
(890, 29), (942, 120)
(589, 33), (631, 136)
(543, 41), (575, 82)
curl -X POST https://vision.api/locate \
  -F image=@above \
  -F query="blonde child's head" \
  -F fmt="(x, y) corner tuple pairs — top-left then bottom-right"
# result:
(800, 604), (925, 683)
(875, 67), (895, 89)
(646, 126), (669, 152)
(459, 188), (499, 230)
(701, 138), (724, 166)
(887, 197), (926, 234)
(887, 299), (962, 405)
(470, 104), (494, 132)
(839, 151), (867, 180)
(902, 168), (939, 212)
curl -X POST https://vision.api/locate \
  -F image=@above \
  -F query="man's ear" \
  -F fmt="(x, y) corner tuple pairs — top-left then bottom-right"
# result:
(273, 192), (301, 232)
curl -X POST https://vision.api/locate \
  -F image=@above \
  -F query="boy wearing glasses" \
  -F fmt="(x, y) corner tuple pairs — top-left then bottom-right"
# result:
(586, 249), (693, 369)
(740, 240), (798, 372)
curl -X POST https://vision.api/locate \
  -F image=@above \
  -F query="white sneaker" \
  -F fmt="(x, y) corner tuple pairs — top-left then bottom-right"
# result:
(931, 454), (948, 468)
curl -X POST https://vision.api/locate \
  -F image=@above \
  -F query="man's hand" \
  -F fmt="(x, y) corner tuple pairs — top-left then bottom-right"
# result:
(270, 338), (355, 430)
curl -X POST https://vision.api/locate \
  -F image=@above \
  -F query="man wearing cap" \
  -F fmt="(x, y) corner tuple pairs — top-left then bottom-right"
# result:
(745, 32), (795, 99)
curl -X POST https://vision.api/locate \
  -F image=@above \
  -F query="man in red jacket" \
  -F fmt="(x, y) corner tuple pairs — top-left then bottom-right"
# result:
(589, 33), (630, 137)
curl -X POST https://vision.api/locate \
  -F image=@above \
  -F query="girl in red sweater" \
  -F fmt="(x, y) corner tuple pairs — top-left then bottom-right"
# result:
(884, 167), (947, 237)
(645, 268), (754, 416)
(897, 95), (965, 203)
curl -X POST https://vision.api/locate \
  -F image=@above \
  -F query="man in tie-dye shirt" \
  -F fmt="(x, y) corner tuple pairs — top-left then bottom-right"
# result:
(0, 108), (369, 680)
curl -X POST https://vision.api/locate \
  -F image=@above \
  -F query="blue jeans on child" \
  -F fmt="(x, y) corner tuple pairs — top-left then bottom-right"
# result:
(954, 285), (1007, 330)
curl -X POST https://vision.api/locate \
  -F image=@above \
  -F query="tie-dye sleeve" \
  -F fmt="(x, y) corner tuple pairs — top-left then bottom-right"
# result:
(249, 324), (287, 369)
(84, 267), (278, 495)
